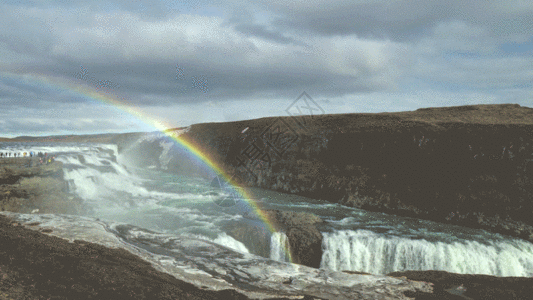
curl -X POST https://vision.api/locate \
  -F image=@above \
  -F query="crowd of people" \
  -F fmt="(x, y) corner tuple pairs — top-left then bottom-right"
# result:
(0, 151), (56, 164)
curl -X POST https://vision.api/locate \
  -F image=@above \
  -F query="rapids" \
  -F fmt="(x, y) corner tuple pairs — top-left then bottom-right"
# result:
(1, 141), (532, 278)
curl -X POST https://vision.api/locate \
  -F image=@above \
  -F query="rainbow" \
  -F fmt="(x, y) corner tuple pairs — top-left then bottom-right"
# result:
(0, 70), (293, 263)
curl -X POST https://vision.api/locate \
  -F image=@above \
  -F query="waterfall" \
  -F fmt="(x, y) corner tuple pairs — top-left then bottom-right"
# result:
(321, 230), (533, 276)
(270, 232), (291, 262)
(213, 233), (250, 254)
(158, 140), (174, 170)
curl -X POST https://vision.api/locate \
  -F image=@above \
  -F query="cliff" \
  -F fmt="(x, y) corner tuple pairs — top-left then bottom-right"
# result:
(170, 104), (533, 242)
(0, 158), (85, 215)
(226, 209), (324, 268)
(7, 104), (531, 256)
(2, 104), (533, 299)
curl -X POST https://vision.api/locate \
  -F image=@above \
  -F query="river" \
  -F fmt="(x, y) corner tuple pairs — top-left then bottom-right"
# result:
(1, 141), (532, 278)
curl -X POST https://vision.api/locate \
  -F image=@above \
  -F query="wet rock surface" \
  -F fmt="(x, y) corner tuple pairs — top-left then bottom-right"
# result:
(263, 210), (323, 268)
(0, 214), (258, 300)
(1, 212), (435, 300)
(234, 209), (324, 268)
(4, 104), (533, 299)
(0, 158), (86, 214)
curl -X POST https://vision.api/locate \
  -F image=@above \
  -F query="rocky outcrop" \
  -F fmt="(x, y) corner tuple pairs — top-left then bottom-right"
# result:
(0, 158), (85, 214)
(387, 270), (533, 300)
(264, 210), (323, 268)
(0, 212), (435, 300)
(227, 209), (324, 268)
(173, 104), (533, 242)
(9, 104), (532, 243)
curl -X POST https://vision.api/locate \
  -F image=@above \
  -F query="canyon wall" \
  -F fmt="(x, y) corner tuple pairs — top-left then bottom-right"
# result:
(158, 104), (533, 242)
(18, 104), (531, 243)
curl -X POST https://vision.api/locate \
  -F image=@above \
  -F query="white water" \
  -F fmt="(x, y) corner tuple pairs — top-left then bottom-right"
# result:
(2, 141), (533, 278)
(321, 230), (533, 276)
(2, 212), (430, 300)
(270, 232), (291, 262)
(212, 232), (250, 254)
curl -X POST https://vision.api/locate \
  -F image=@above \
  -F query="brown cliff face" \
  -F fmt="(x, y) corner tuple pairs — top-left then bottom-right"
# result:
(177, 104), (533, 242)
(264, 210), (323, 268)
(0, 159), (85, 214)
(224, 210), (324, 268)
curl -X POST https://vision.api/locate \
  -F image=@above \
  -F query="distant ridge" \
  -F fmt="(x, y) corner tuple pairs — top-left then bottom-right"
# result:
(2, 103), (532, 141)
(0, 132), (147, 143)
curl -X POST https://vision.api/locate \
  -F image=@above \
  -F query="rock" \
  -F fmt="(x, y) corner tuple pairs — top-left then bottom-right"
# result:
(261, 210), (324, 228)
(262, 209), (323, 268)
(2, 212), (434, 300)
(387, 270), (533, 300)
(230, 209), (324, 268)
(167, 104), (533, 243)
(343, 270), (372, 276)
(223, 222), (272, 258)
(285, 226), (322, 268)
(0, 159), (86, 215)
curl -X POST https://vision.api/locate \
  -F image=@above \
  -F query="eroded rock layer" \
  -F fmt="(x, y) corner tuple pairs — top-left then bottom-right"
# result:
(173, 104), (533, 242)
(0, 158), (85, 214)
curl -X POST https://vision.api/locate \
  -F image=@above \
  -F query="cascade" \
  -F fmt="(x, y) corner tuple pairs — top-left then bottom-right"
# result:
(270, 232), (291, 262)
(321, 230), (533, 276)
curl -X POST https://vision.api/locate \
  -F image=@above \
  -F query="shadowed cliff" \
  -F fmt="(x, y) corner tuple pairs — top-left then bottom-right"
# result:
(170, 104), (533, 243)
(0, 158), (86, 214)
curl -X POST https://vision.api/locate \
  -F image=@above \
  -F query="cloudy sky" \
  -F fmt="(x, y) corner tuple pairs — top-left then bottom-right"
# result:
(1, 0), (532, 137)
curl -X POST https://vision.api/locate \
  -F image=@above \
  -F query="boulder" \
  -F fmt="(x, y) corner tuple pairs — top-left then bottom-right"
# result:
(262, 209), (323, 268)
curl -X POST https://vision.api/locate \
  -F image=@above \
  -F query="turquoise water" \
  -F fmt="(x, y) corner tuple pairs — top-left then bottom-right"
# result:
(2, 141), (533, 276)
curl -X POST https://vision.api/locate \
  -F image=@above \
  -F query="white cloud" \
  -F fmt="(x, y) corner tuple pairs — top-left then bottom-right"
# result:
(0, 0), (532, 137)
(427, 21), (497, 53)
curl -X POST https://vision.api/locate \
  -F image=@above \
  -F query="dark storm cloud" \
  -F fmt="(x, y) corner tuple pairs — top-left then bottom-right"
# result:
(0, 79), (57, 110)
(0, 73), (107, 113)
(25, 21), (387, 106)
(268, 1), (438, 40)
(233, 24), (306, 46)
(0, 0), (531, 138)
(1, 0), (204, 20)
(0, 8), (55, 57)
(261, 0), (533, 41)
(0, 0), (448, 108)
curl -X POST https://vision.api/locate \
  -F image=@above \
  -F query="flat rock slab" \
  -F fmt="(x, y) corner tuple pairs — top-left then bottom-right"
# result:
(1, 212), (433, 300)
